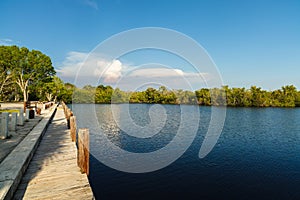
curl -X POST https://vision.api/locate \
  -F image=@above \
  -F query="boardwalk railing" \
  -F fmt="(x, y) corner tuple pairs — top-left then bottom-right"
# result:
(78, 128), (89, 175)
(24, 101), (54, 112)
(0, 103), (58, 200)
(61, 102), (90, 175)
(70, 116), (77, 142)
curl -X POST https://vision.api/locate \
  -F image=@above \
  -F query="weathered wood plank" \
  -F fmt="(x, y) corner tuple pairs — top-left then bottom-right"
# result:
(14, 105), (93, 200)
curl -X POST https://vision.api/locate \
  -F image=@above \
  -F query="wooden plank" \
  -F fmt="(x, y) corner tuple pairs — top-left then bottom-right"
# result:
(14, 105), (93, 200)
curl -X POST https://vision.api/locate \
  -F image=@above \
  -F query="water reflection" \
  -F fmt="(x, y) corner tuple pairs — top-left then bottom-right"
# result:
(72, 104), (300, 199)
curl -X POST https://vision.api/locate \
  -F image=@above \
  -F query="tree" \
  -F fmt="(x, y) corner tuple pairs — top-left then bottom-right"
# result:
(62, 83), (300, 107)
(270, 89), (282, 107)
(62, 83), (75, 103)
(195, 88), (211, 105)
(73, 88), (95, 103)
(111, 88), (130, 103)
(280, 85), (297, 107)
(95, 85), (113, 103)
(210, 88), (226, 106)
(250, 86), (263, 107)
(242, 89), (252, 107)
(144, 88), (161, 103)
(40, 76), (66, 102)
(129, 90), (147, 103)
(223, 86), (245, 106)
(0, 46), (14, 100)
(158, 86), (177, 104)
(174, 89), (196, 104)
(3, 46), (56, 102)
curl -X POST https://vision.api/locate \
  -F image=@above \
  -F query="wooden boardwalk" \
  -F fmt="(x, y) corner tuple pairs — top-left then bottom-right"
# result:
(14, 106), (93, 200)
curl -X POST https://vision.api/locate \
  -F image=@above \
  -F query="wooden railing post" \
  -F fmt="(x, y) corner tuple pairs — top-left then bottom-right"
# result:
(77, 128), (89, 175)
(66, 109), (73, 129)
(70, 116), (77, 142)
(61, 102), (90, 175)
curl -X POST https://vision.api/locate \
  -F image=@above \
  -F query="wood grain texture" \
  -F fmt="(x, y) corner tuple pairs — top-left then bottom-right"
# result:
(14, 106), (93, 200)
(70, 116), (76, 142)
(77, 129), (89, 176)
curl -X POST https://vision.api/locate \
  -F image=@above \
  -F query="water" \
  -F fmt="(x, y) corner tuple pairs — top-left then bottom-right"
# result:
(72, 104), (300, 200)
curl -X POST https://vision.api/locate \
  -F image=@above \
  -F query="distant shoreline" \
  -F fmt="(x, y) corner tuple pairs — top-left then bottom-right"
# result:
(67, 102), (300, 108)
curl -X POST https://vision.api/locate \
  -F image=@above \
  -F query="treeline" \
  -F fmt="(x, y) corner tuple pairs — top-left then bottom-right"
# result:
(2, 45), (300, 107)
(72, 84), (300, 107)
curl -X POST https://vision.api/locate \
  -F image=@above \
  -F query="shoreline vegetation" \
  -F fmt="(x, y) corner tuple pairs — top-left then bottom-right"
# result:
(72, 84), (300, 108)
(1, 45), (300, 108)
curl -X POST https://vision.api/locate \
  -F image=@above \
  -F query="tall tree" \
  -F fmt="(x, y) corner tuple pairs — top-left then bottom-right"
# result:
(2, 46), (56, 102)
(195, 88), (211, 106)
(62, 83), (75, 103)
(144, 88), (161, 103)
(95, 85), (113, 103)
(40, 76), (66, 102)
(250, 86), (264, 107)
(0, 46), (14, 100)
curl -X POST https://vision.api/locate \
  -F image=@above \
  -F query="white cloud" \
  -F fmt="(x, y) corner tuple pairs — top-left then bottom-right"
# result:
(57, 51), (210, 90)
(127, 68), (205, 78)
(119, 67), (209, 90)
(95, 59), (122, 83)
(56, 51), (86, 78)
(0, 38), (14, 46)
(57, 51), (125, 85)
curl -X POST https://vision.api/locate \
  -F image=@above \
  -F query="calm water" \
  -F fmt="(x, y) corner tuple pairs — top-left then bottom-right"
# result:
(72, 104), (300, 200)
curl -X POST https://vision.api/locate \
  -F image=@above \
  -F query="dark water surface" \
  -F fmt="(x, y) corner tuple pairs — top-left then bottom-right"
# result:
(72, 104), (300, 200)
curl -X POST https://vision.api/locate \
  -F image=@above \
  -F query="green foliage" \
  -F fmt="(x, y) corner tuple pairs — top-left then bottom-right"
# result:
(144, 88), (161, 103)
(129, 91), (146, 103)
(195, 88), (211, 105)
(129, 86), (177, 104)
(37, 76), (67, 101)
(280, 85), (297, 107)
(50, 83), (300, 107)
(197, 85), (299, 108)
(111, 88), (130, 103)
(174, 89), (196, 104)
(74, 84), (299, 107)
(0, 45), (55, 102)
(72, 88), (95, 103)
(95, 85), (113, 103)
(60, 83), (75, 104)
(0, 46), (16, 100)
(210, 88), (227, 106)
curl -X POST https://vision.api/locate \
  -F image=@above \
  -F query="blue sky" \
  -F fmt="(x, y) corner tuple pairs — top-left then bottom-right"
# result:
(0, 0), (299, 90)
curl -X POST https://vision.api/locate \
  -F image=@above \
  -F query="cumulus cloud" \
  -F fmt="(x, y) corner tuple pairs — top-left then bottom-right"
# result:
(57, 51), (126, 85)
(57, 51), (210, 90)
(56, 51), (86, 81)
(95, 60), (122, 83)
